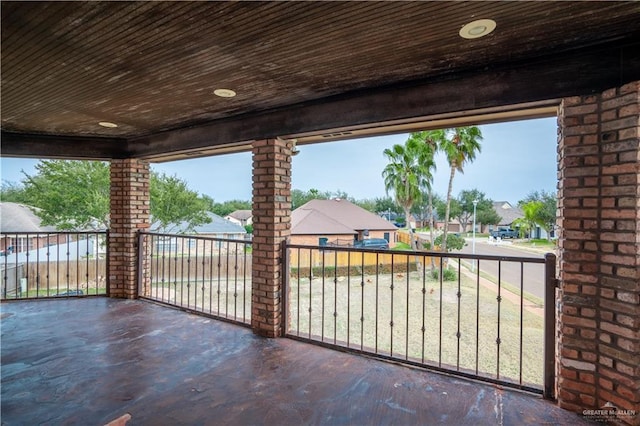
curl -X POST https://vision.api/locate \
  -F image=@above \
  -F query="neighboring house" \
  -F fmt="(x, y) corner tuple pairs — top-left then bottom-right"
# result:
(155, 212), (247, 255)
(484, 201), (524, 233)
(291, 199), (397, 247)
(435, 218), (462, 233)
(224, 210), (253, 227)
(0, 202), (102, 262)
(0, 202), (64, 255)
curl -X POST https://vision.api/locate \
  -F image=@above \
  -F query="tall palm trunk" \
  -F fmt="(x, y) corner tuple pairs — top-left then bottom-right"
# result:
(405, 206), (417, 250)
(442, 166), (456, 253)
(428, 190), (436, 271)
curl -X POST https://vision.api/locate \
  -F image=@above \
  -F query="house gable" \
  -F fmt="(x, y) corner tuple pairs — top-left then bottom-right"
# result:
(292, 199), (396, 236)
(492, 201), (524, 226)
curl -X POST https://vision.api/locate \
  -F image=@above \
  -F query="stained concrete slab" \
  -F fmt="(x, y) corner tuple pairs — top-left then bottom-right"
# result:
(1, 298), (592, 425)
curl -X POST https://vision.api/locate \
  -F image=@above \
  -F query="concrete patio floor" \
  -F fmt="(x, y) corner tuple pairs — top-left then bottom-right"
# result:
(1, 298), (591, 425)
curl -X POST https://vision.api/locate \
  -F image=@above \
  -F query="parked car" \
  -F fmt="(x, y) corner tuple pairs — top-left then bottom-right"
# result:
(0, 246), (15, 256)
(353, 238), (389, 249)
(490, 228), (519, 239)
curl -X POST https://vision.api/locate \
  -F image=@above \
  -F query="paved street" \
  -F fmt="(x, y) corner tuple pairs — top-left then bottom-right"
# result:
(458, 238), (551, 300)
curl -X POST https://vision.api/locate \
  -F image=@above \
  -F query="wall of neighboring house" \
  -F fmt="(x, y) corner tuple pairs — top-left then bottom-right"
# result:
(153, 234), (247, 256)
(225, 216), (252, 227)
(291, 230), (396, 247)
(1, 234), (68, 255)
(224, 216), (242, 226)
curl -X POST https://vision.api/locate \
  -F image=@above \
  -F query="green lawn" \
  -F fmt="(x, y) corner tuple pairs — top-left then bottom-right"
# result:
(514, 239), (556, 249)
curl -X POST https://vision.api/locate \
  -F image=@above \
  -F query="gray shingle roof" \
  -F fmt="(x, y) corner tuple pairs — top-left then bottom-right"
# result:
(0, 202), (58, 233)
(227, 210), (252, 221)
(179, 212), (246, 235)
(492, 201), (524, 226)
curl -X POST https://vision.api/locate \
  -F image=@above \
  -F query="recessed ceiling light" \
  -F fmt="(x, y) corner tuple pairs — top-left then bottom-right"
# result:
(459, 19), (496, 39)
(214, 88), (237, 98)
(98, 121), (118, 128)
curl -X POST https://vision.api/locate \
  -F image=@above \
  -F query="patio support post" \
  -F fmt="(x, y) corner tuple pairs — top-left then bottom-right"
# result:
(251, 138), (292, 337)
(557, 81), (639, 422)
(108, 159), (150, 299)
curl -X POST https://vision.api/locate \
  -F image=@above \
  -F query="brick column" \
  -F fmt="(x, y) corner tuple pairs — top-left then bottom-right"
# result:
(251, 138), (292, 337)
(557, 81), (639, 423)
(108, 159), (150, 299)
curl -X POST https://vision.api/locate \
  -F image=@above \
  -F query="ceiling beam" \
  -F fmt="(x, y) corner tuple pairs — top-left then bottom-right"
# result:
(128, 41), (640, 159)
(0, 132), (127, 160)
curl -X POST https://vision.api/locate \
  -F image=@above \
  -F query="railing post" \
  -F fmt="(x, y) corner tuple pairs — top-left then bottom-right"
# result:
(281, 238), (290, 337)
(137, 231), (144, 298)
(105, 230), (110, 297)
(543, 252), (558, 400)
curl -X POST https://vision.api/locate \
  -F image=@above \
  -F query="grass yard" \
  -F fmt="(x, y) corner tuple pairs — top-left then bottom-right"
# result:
(18, 287), (107, 298)
(288, 269), (544, 388)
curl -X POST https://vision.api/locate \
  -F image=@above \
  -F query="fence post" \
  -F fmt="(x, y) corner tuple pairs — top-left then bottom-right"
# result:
(281, 238), (290, 337)
(105, 230), (110, 297)
(543, 252), (558, 399)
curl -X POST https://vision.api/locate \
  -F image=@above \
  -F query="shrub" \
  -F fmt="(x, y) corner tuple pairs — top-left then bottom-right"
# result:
(432, 234), (466, 252)
(430, 267), (457, 281)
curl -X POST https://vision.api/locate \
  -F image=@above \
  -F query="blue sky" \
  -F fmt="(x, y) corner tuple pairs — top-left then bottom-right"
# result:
(1, 117), (557, 205)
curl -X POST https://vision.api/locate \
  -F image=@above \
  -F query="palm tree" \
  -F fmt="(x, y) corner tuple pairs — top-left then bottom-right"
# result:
(517, 200), (544, 241)
(429, 127), (483, 253)
(382, 137), (435, 250)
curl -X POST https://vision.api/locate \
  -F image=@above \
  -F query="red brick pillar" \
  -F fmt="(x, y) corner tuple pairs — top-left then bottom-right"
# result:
(251, 139), (292, 337)
(557, 81), (639, 424)
(108, 159), (150, 299)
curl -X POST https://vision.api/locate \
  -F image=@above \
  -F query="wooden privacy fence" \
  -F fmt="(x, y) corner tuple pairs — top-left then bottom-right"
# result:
(397, 230), (430, 247)
(21, 259), (107, 290)
(288, 247), (432, 277)
(149, 254), (252, 283)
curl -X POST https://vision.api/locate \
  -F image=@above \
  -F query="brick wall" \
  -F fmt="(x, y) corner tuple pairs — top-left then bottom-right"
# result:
(251, 139), (291, 337)
(557, 81), (639, 424)
(109, 159), (150, 299)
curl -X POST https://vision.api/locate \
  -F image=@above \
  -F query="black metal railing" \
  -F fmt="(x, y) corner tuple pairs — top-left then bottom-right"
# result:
(138, 232), (252, 326)
(1, 231), (108, 300)
(284, 243), (557, 397)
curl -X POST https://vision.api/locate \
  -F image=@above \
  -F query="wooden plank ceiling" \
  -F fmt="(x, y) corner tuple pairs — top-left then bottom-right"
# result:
(2, 1), (640, 160)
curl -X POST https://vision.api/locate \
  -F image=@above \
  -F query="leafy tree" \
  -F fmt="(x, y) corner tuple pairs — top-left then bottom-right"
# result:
(519, 190), (557, 240)
(23, 160), (110, 230)
(211, 199), (251, 217)
(374, 196), (401, 216)
(17, 160), (212, 232)
(426, 127), (483, 253)
(382, 136), (435, 250)
(291, 188), (331, 209)
(456, 189), (494, 233)
(353, 198), (377, 213)
(429, 233), (466, 252)
(436, 198), (461, 227)
(476, 206), (501, 230)
(0, 181), (30, 204)
(150, 172), (212, 233)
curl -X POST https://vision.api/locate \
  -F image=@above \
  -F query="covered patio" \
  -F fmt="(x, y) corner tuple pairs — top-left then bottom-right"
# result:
(1, 2), (639, 425)
(1, 298), (589, 425)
